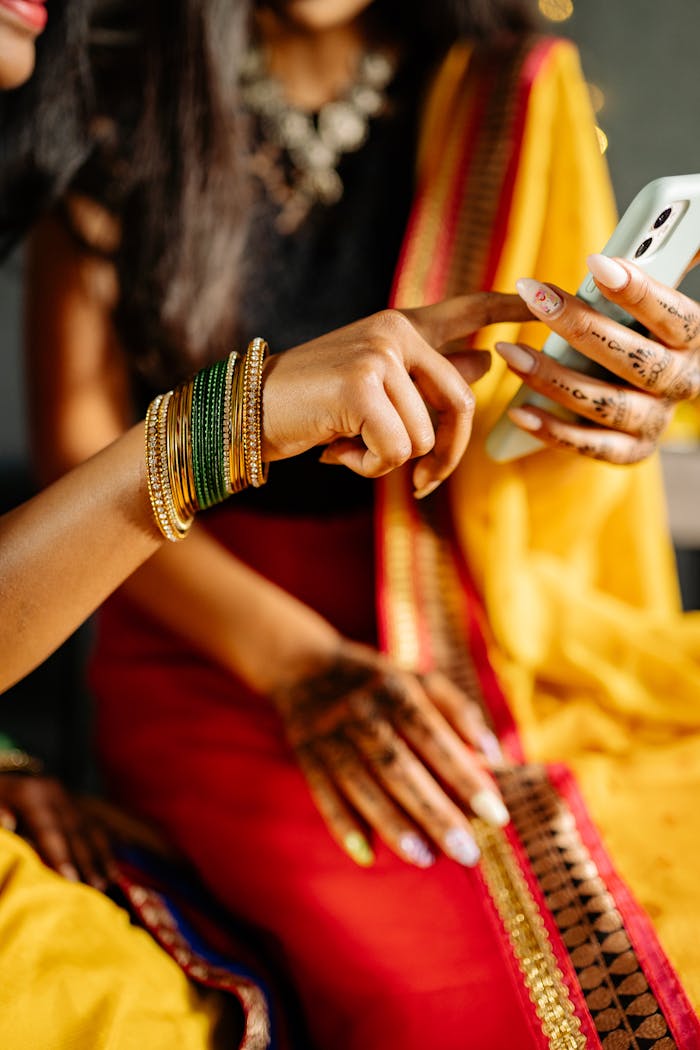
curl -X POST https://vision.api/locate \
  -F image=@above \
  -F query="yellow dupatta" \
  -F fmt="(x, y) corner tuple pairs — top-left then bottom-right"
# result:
(388, 37), (700, 1008)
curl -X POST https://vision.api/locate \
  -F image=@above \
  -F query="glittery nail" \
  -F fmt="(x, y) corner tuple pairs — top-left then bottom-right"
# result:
(444, 827), (481, 867)
(344, 831), (375, 867)
(470, 789), (510, 828)
(399, 832), (436, 868)
(478, 730), (504, 766)
(515, 278), (563, 316)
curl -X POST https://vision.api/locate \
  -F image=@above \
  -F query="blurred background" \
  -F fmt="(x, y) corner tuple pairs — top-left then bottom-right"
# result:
(1, 0), (699, 782)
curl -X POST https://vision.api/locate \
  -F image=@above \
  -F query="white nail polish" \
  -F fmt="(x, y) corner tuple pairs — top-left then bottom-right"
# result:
(515, 278), (563, 316)
(586, 254), (629, 291)
(470, 789), (510, 828)
(444, 827), (481, 867)
(399, 832), (436, 868)
(508, 407), (542, 432)
(496, 341), (536, 374)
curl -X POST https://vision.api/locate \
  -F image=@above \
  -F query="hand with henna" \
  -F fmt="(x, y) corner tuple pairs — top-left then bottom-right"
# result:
(495, 255), (700, 463)
(271, 640), (508, 869)
(0, 772), (115, 889)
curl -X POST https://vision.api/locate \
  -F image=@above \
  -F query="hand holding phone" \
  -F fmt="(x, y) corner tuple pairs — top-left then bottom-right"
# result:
(486, 174), (700, 463)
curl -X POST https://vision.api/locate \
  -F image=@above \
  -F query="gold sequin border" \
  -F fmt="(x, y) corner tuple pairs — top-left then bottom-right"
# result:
(475, 820), (587, 1049)
(122, 880), (271, 1050)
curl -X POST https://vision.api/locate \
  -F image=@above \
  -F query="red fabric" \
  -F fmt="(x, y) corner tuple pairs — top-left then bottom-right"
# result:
(94, 506), (543, 1050)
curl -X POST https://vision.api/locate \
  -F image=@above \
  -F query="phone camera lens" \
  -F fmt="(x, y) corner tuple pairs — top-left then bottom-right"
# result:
(635, 237), (653, 258)
(653, 207), (672, 229)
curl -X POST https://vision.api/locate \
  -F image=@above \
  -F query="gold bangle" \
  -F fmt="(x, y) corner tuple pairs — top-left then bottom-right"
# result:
(241, 337), (269, 488)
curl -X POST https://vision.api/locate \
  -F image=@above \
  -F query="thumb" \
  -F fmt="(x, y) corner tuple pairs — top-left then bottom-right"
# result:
(440, 349), (492, 385)
(401, 292), (531, 347)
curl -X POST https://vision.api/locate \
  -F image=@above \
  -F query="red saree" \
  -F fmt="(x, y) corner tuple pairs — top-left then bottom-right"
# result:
(94, 36), (700, 1050)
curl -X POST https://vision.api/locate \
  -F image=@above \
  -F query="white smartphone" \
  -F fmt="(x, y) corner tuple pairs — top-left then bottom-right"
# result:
(486, 173), (700, 462)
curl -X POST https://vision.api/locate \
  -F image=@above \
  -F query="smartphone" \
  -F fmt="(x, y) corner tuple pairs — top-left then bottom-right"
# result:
(486, 173), (700, 462)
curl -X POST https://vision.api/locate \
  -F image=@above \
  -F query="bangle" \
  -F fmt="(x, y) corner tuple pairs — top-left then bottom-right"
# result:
(242, 337), (269, 489)
(144, 339), (270, 540)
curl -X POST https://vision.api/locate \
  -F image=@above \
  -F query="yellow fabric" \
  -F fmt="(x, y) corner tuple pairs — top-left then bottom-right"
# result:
(0, 829), (229, 1049)
(439, 42), (700, 1007)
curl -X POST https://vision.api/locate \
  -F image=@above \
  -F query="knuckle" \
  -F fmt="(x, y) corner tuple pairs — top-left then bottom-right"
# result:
(374, 308), (415, 344)
(561, 309), (594, 344)
(412, 427), (435, 458)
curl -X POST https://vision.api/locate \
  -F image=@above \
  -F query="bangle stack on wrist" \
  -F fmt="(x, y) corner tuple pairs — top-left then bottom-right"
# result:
(145, 338), (269, 542)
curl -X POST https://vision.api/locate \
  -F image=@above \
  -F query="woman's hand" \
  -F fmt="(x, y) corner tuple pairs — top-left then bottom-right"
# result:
(496, 256), (700, 463)
(271, 640), (508, 869)
(0, 774), (115, 888)
(262, 292), (530, 497)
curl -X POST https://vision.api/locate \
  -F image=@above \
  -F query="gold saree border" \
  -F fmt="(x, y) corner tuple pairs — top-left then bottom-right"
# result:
(379, 36), (690, 1050)
(121, 878), (272, 1050)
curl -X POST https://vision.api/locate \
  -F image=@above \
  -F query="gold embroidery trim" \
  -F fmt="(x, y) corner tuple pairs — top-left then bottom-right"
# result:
(474, 823), (587, 1050)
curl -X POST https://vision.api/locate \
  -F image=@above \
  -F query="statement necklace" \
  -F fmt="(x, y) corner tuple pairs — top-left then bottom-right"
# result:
(241, 47), (396, 233)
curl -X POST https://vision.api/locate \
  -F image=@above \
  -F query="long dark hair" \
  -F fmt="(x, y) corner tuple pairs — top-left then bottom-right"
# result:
(1, 0), (536, 386)
(0, 0), (93, 258)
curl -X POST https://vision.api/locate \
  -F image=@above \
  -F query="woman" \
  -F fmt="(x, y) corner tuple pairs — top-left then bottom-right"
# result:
(0, 3), (533, 1047)
(28, 0), (700, 1047)
(0, 0), (523, 691)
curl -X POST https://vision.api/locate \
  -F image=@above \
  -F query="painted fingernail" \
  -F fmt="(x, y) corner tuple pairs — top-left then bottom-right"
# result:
(508, 407), (542, 432)
(587, 254), (629, 291)
(344, 831), (375, 867)
(414, 479), (441, 500)
(516, 278), (563, 316)
(58, 863), (80, 882)
(399, 832), (436, 868)
(470, 789), (510, 828)
(477, 730), (504, 766)
(496, 341), (536, 374)
(444, 827), (481, 867)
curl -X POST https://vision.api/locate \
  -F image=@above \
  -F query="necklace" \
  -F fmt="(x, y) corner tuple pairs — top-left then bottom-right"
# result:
(241, 46), (396, 233)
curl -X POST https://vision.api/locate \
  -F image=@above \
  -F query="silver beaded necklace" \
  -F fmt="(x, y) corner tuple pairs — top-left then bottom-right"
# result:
(241, 47), (396, 233)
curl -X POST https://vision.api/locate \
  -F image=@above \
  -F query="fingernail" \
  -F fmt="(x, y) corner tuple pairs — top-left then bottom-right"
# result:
(496, 341), (536, 374)
(477, 730), (503, 766)
(399, 832), (436, 868)
(470, 789), (510, 828)
(587, 254), (629, 291)
(414, 480), (441, 500)
(344, 831), (375, 867)
(508, 407), (542, 432)
(0, 812), (17, 832)
(58, 863), (80, 883)
(516, 278), (563, 316)
(444, 827), (481, 867)
(89, 875), (108, 892)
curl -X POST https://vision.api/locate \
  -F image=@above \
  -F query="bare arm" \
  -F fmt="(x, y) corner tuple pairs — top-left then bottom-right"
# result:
(0, 423), (161, 691)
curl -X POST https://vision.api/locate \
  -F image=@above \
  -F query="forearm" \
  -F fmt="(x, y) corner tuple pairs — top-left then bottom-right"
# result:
(119, 525), (341, 694)
(0, 424), (161, 691)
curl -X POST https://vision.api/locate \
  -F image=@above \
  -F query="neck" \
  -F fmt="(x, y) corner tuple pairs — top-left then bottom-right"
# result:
(255, 9), (371, 109)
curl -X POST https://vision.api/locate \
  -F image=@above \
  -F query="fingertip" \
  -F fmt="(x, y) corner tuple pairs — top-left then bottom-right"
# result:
(58, 863), (80, 883)
(586, 254), (630, 292)
(344, 831), (375, 867)
(0, 809), (17, 832)
(507, 406), (542, 432)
